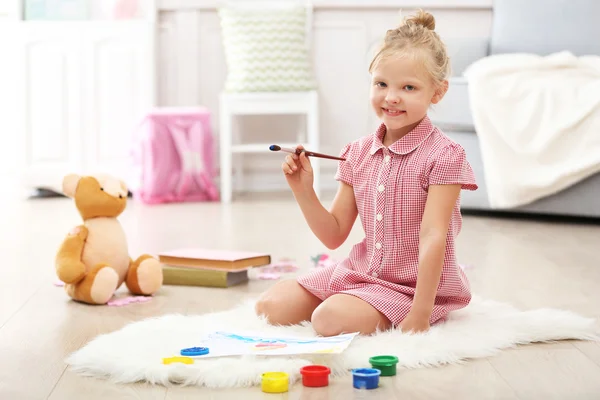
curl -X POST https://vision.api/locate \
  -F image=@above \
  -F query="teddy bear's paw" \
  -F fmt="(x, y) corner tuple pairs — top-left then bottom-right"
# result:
(68, 224), (88, 241)
(135, 257), (163, 295)
(90, 266), (119, 304)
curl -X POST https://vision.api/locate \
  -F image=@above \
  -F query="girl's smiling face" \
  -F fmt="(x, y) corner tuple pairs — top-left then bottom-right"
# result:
(370, 53), (446, 142)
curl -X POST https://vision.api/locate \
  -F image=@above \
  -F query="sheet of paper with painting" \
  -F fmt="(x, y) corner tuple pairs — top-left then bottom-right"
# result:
(188, 331), (358, 358)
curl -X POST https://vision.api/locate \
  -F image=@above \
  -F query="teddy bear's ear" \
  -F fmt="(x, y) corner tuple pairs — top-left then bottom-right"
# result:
(62, 174), (81, 198)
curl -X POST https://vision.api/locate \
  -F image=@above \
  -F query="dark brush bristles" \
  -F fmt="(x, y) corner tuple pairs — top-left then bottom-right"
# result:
(269, 145), (281, 151)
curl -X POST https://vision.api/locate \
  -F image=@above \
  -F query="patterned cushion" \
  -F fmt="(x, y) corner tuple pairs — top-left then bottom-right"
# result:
(218, 6), (316, 93)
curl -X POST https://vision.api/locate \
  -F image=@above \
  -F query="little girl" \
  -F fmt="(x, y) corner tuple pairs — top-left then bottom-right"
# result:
(255, 9), (478, 336)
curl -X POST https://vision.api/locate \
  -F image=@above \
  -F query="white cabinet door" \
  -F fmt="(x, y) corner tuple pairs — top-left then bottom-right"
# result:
(0, 23), (25, 197)
(82, 22), (155, 186)
(11, 22), (156, 194)
(15, 24), (84, 192)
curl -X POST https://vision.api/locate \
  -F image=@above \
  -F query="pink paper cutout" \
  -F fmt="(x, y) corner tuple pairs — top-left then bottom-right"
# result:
(263, 260), (298, 273)
(257, 272), (281, 280)
(107, 296), (153, 307)
(254, 258), (298, 280)
(53, 280), (152, 306)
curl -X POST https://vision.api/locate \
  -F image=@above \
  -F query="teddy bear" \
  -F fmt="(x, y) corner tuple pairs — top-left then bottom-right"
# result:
(55, 173), (163, 304)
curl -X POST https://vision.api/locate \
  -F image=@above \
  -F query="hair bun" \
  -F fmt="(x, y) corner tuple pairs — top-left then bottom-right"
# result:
(406, 9), (435, 30)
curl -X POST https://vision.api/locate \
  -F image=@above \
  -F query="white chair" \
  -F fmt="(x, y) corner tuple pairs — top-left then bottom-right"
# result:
(218, 1), (319, 203)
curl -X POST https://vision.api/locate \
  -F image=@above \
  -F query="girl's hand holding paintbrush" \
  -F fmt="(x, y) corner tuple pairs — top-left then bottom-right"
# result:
(280, 145), (315, 193)
(270, 144), (344, 194)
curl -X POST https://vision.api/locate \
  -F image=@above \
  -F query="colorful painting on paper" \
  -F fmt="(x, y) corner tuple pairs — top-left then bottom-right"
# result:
(182, 331), (358, 358)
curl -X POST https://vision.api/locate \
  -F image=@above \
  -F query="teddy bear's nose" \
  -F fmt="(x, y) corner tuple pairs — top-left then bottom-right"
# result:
(119, 194), (123, 199)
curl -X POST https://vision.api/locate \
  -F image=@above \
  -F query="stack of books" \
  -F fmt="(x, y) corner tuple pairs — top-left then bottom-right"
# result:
(158, 248), (271, 288)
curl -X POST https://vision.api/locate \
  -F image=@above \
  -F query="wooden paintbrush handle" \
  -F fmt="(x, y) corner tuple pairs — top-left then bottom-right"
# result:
(303, 150), (346, 161)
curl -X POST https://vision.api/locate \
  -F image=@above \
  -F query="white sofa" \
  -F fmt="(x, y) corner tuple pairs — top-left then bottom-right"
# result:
(430, 0), (600, 218)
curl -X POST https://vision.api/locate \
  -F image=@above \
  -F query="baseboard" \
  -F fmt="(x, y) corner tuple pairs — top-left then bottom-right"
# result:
(12, 167), (340, 200)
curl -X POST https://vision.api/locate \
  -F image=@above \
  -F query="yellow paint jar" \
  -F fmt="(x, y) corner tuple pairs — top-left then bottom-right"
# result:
(261, 372), (289, 393)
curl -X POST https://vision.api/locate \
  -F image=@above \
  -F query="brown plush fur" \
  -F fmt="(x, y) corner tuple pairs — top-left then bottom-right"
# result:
(55, 173), (163, 305)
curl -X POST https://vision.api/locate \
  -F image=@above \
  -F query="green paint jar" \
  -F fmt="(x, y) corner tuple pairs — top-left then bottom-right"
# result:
(368, 355), (399, 376)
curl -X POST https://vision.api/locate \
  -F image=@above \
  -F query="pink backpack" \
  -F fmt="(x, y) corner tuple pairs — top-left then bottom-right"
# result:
(131, 107), (220, 204)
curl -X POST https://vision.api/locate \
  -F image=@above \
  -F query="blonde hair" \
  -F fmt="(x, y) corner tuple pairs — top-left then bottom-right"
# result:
(369, 9), (450, 87)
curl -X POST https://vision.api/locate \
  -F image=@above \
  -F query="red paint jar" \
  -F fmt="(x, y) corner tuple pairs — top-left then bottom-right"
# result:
(300, 365), (331, 387)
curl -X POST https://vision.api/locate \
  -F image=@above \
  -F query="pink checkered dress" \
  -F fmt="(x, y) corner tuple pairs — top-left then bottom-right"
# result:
(297, 116), (478, 326)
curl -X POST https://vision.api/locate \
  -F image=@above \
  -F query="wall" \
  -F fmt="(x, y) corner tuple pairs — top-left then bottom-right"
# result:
(156, 0), (493, 194)
(0, 1), (493, 200)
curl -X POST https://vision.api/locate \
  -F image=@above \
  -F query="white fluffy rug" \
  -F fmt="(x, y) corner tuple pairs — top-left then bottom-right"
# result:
(66, 296), (599, 388)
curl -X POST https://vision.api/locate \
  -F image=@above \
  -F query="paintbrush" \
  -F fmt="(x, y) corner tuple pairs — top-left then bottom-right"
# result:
(269, 145), (346, 161)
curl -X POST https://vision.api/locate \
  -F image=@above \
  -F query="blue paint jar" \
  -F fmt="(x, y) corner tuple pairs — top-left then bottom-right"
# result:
(351, 368), (381, 389)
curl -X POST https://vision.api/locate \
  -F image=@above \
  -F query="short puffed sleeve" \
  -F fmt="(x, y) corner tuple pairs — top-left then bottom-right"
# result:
(334, 143), (353, 186)
(427, 143), (478, 190)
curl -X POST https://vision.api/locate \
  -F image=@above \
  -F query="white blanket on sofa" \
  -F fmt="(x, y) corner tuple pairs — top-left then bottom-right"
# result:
(464, 51), (600, 208)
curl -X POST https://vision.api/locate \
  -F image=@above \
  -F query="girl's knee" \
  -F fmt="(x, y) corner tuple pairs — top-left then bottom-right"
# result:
(311, 295), (391, 336)
(256, 280), (322, 326)
(254, 285), (298, 325)
(311, 303), (344, 337)
(255, 295), (276, 320)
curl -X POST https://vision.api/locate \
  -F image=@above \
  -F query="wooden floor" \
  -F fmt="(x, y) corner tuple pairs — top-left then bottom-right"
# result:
(1, 191), (600, 400)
